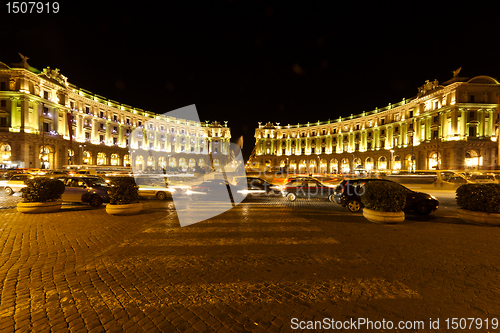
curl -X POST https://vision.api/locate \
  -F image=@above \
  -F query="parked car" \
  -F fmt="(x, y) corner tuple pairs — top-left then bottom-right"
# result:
(333, 178), (439, 215)
(234, 177), (280, 197)
(135, 176), (176, 200)
(470, 173), (499, 184)
(281, 177), (337, 202)
(60, 176), (110, 207)
(4, 174), (36, 195)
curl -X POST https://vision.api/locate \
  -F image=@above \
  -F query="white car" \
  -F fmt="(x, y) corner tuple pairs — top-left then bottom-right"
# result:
(4, 174), (35, 195)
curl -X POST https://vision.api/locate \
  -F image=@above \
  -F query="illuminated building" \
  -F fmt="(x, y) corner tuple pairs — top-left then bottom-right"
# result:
(250, 73), (499, 173)
(0, 56), (231, 170)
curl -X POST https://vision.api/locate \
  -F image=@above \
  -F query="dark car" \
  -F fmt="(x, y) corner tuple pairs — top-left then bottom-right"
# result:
(60, 176), (111, 207)
(281, 177), (337, 202)
(234, 177), (280, 197)
(187, 179), (234, 201)
(333, 178), (439, 215)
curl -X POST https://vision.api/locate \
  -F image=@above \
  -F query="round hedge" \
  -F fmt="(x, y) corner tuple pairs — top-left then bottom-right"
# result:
(456, 183), (500, 213)
(108, 177), (139, 205)
(360, 180), (407, 212)
(21, 177), (65, 203)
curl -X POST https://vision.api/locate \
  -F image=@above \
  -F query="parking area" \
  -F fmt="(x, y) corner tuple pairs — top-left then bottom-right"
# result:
(0, 191), (498, 332)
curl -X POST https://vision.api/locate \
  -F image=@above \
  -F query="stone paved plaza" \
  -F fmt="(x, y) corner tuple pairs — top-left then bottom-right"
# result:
(0, 195), (499, 332)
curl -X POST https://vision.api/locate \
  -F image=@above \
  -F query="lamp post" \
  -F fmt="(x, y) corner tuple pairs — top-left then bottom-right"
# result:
(317, 155), (320, 175)
(408, 128), (415, 173)
(390, 149), (394, 172)
(79, 144), (86, 165)
(436, 112), (441, 170)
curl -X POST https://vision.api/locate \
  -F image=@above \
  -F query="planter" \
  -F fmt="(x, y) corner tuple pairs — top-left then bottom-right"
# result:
(456, 209), (500, 226)
(17, 200), (62, 214)
(363, 208), (405, 224)
(106, 202), (143, 215)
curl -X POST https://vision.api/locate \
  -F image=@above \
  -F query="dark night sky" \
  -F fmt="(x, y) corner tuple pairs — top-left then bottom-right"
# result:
(1, 1), (500, 158)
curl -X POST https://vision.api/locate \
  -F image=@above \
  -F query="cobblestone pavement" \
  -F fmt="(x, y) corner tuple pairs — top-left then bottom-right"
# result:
(0, 195), (499, 332)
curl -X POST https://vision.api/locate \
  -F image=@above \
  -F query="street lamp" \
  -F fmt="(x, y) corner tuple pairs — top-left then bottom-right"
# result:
(390, 149), (394, 172)
(408, 128), (415, 173)
(79, 144), (86, 165)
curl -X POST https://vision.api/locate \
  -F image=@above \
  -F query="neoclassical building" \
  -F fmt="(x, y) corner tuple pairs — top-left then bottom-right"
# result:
(0, 56), (231, 171)
(250, 73), (500, 173)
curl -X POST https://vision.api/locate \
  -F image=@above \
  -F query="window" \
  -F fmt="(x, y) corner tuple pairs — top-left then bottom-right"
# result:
(0, 100), (5, 107)
(0, 82), (5, 91)
(113, 127), (117, 132)
(138, 121), (142, 127)
(333, 129), (337, 134)
(322, 130), (326, 135)
(301, 148), (305, 154)
(368, 132), (372, 137)
(434, 116), (438, 123)
(322, 147), (325, 153)
(380, 140), (385, 148)
(100, 111), (104, 118)
(302, 132), (305, 137)
(409, 110), (413, 118)
(469, 126), (476, 137)
(282, 134), (285, 138)
(381, 119), (385, 125)
(70, 101), (74, 109)
(470, 95), (475, 103)
(282, 149), (286, 154)
(395, 114), (400, 121)
(470, 111), (475, 119)
(433, 130), (438, 139)
(395, 127), (399, 132)
(85, 106), (90, 114)
(0, 117), (7, 127)
(113, 115), (117, 121)
(44, 91), (48, 99)
(356, 124), (359, 130)
(150, 123), (154, 129)
(100, 123), (104, 129)
(126, 118), (130, 125)
(85, 132), (90, 139)
(381, 130), (385, 135)
(99, 135), (104, 142)
(434, 101), (438, 109)
(367, 142), (372, 149)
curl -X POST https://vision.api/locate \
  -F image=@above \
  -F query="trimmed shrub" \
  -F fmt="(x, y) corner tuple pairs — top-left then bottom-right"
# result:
(21, 178), (65, 203)
(108, 177), (139, 205)
(361, 180), (407, 212)
(456, 183), (500, 213)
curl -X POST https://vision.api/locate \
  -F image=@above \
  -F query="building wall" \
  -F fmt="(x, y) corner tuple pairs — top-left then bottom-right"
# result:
(0, 61), (231, 170)
(250, 76), (500, 172)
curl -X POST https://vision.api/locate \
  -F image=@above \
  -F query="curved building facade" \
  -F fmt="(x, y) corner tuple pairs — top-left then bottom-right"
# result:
(0, 57), (231, 171)
(250, 74), (499, 173)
